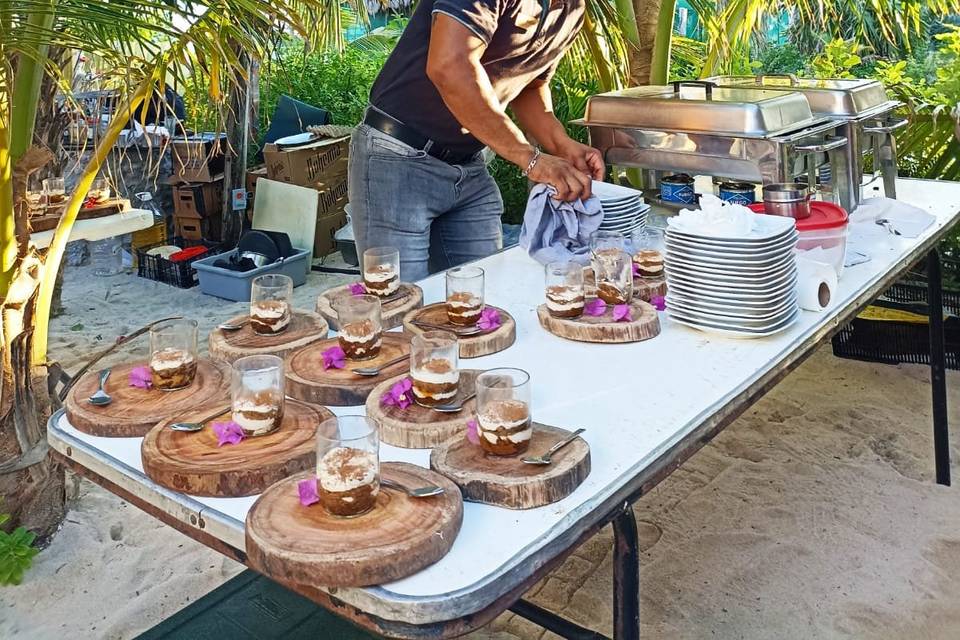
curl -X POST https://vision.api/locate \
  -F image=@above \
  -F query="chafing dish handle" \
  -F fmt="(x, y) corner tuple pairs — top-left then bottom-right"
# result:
(793, 136), (848, 153)
(862, 118), (909, 135)
(755, 73), (799, 86)
(672, 80), (716, 99)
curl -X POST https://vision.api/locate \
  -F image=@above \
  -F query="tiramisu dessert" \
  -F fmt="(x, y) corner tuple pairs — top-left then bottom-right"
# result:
(317, 447), (380, 517)
(447, 291), (483, 326)
(597, 281), (628, 305)
(363, 264), (399, 298)
(339, 319), (382, 360)
(232, 390), (284, 436)
(593, 248), (630, 304)
(149, 348), (198, 391)
(477, 399), (532, 456)
(411, 358), (459, 407)
(249, 299), (290, 335)
(632, 250), (664, 278)
(546, 285), (585, 318)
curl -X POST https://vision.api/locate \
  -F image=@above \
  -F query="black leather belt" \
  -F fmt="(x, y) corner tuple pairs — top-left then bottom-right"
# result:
(362, 109), (479, 165)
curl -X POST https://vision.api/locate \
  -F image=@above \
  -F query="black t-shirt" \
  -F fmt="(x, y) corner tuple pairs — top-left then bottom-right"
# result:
(369, 0), (585, 155)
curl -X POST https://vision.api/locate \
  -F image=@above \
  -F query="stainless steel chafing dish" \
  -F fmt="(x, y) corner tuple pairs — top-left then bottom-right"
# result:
(704, 74), (906, 205)
(575, 81), (854, 211)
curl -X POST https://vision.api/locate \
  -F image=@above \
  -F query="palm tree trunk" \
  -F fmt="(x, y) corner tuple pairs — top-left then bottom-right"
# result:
(629, 0), (671, 85)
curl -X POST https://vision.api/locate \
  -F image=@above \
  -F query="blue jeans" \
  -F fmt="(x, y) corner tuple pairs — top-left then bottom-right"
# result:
(348, 123), (503, 281)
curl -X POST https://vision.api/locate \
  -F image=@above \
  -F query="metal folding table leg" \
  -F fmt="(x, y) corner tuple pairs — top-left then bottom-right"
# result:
(613, 505), (640, 640)
(927, 249), (951, 486)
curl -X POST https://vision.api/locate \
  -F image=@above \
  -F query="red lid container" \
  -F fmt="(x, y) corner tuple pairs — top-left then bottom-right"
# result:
(748, 201), (848, 231)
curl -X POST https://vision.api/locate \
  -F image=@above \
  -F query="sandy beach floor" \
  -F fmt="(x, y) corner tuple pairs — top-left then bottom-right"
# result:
(3, 261), (959, 639)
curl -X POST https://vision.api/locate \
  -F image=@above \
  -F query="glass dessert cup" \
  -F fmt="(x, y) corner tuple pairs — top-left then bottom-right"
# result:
(42, 177), (66, 207)
(410, 330), (459, 407)
(446, 266), (485, 326)
(589, 230), (626, 256)
(149, 319), (199, 391)
(545, 261), (585, 319)
(316, 415), (380, 517)
(335, 294), (383, 360)
(475, 368), (532, 457)
(592, 248), (633, 305)
(362, 247), (401, 298)
(231, 355), (285, 437)
(250, 274), (294, 335)
(88, 177), (112, 204)
(632, 249), (664, 279)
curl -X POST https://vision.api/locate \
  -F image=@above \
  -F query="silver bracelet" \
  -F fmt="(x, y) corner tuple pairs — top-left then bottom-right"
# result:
(521, 147), (541, 178)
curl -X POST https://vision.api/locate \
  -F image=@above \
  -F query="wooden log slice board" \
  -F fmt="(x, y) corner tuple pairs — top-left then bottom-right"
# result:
(141, 399), (333, 497)
(583, 266), (667, 302)
(208, 310), (329, 363)
(64, 359), (231, 438)
(537, 298), (660, 344)
(246, 463), (463, 587)
(429, 423), (590, 509)
(367, 370), (481, 449)
(285, 334), (411, 406)
(402, 303), (516, 359)
(316, 283), (423, 331)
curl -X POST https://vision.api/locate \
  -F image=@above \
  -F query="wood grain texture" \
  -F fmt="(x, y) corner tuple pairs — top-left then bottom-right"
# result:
(30, 198), (128, 232)
(368, 370), (481, 449)
(64, 359), (231, 437)
(429, 423), (590, 509)
(285, 334), (411, 406)
(141, 399), (332, 497)
(208, 310), (329, 363)
(537, 298), (660, 344)
(245, 463), (463, 587)
(317, 283), (424, 330)
(583, 267), (667, 302)
(402, 303), (516, 359)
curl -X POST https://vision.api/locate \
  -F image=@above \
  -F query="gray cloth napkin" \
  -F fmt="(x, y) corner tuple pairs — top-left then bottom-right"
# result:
(519, 184), (603, 265)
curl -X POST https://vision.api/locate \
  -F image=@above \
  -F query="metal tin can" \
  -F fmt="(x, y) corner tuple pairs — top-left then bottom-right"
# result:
(660, 174), (696, 204)
(718, 182), (756, 205)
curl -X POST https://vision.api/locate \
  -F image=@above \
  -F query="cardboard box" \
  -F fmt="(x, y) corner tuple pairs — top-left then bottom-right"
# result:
(171, 134), (227, 183)
(263, 135), (349, 191)
(173, 180), (223, 219)
(175, 214), (221, 241)
(245, 166), (268, 209)
(314, 207), (348, 257)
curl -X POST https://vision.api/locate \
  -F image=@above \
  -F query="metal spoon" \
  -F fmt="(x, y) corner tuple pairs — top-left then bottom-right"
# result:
(218, 318), (249, 331)
(413, 320), (483, 336)
(521, 428), (586, 466)
(381, 477), (444, 498)
(351, 353), (410, 377)
(87, 369), (112, 406)
(169, 421), (206, 432)
(876, 218), (902, 236)
(433, 391), (476, 413)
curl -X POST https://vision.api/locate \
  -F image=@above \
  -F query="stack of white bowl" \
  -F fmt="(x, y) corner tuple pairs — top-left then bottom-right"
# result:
(664, 214), (800, 337)
(592, 181), (649, 236)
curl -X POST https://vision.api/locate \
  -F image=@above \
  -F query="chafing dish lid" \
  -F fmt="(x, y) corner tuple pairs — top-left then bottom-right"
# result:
(581, 81), (818, 137)
(704, 75), (896, 118)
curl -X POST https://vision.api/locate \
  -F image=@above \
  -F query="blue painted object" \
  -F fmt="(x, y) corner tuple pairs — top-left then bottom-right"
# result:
(660, 174), (696, 204)
(718, 182), (757, 205)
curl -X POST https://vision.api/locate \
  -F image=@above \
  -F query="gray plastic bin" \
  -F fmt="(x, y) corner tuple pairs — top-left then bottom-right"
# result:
(193, 248), (310, 301)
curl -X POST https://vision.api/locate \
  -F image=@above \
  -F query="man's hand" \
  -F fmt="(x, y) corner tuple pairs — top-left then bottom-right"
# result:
(526, 152), (593, 202)
(553, 137), (605, 181)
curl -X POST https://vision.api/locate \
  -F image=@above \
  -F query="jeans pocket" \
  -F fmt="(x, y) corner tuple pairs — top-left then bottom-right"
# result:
(368, 130), (428, 160)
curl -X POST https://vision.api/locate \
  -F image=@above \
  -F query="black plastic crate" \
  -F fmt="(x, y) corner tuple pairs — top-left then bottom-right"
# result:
(136, 238), (223, 289)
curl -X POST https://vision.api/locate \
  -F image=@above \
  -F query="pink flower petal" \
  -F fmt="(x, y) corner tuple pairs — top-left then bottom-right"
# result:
(128, 366), (153, 389)
(632, 262), (642, 278)
(584, 298), (607, 317)
(321, 345), (346, 370)
(348, 282), (366, 296)
(212, 421), (245, 447)
(650, 295), (666, 311)
(477, 308), (501, 331)
(466, 419), (480, 445)
(298, 477), (320, 506)
(613, 304), (632, 322)
(382, 377), (414, 410)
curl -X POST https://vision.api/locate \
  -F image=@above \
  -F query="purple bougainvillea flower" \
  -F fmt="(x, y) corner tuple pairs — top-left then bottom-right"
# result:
(321, 345), (346, 370)
(298, 477), (320, 506)
(128, 366), (153, 390)
(612, 304), (632, 322)
(650, 295), (666, 311)
(477, 308), (501, 331)
(466, 419), (480, 445)
(381, 377), (413, 410)
(348, 282), (366, 296)
(212, 421), (245, 447)
(632, 262), (642, 278)
(584, 298), (607, 317)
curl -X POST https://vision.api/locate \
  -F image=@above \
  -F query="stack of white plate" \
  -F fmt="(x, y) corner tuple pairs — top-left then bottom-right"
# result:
(592, 181), (650, 236)
(664, 214), (800, 337)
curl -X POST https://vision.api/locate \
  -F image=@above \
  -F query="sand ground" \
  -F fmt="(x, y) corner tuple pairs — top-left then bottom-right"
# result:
(2, 261), (960, 639)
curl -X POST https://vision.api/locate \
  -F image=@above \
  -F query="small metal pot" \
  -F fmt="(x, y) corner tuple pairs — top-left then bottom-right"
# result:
(762, 183), (811, 219)
(718, 182), (756, 205)
(660, 173), (696, 204)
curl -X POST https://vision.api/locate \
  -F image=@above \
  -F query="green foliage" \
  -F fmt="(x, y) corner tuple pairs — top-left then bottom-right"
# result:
(810, 38), (863, 79)
(752, 43), (807, 75)
(0, 512), (39, 586)
(670, 36), (707, 80)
